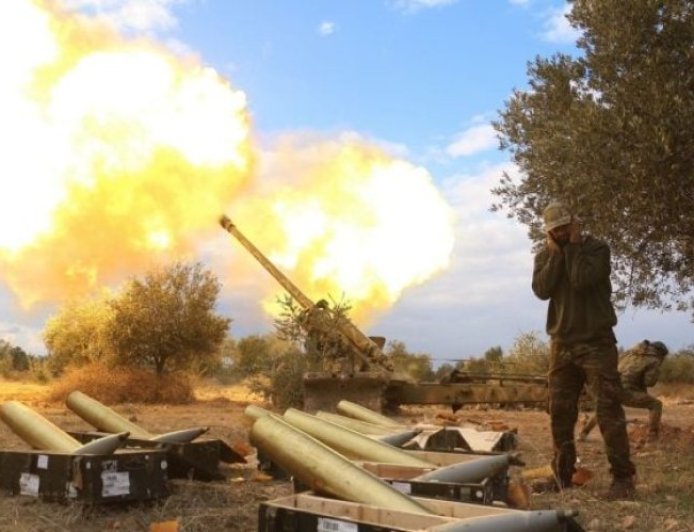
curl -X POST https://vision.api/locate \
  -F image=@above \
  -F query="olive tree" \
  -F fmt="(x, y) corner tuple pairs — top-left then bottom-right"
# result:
(494, 0), (694, 312)
(43, 294), (115, 374)
(108, 262), (230, 375)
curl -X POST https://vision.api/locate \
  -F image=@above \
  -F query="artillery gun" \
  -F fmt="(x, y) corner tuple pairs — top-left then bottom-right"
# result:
(219, 215), (548, 412)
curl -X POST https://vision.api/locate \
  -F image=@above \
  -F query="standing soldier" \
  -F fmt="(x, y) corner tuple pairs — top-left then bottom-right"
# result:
(579, 340), (669, 442)
(532, 201), (636, 499)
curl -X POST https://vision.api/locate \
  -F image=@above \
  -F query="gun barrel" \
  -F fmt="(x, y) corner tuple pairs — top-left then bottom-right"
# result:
(219, 214), (392, 373)
(219, 215), (314, 309)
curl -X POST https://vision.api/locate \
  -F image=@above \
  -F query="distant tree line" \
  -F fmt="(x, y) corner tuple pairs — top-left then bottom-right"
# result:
(0, 339), (49, 381)
(438, 334), (694, 385)
(0, 340), (30, 374)
(6, 257), (691, 400)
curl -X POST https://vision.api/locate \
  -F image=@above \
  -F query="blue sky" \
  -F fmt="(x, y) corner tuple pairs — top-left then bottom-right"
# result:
(2, 0), (692, 363)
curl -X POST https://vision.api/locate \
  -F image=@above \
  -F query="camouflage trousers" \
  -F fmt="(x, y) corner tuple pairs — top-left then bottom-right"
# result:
(548, 339), (636, 485)
(581, 389), (662, 438)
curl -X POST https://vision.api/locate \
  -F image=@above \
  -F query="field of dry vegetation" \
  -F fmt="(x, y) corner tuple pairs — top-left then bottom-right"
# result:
(0, 380), (693, 532)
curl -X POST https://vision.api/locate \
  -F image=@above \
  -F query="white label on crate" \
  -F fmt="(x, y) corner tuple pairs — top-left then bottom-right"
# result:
(316, 517), (358, 532)
(391, 481), (412, 494)
(66, 482), (79, 499)
(36, 455), (49, 470)
(101, 471), (130, 497)
(19, 473), (40, 496)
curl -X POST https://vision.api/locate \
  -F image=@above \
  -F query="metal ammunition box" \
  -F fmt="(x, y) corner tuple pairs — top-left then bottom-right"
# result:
(359, 462), (498, 505)
(403, 450), (510, 503)
(0, 448), (169, 503)
(69, 431), (244, 481)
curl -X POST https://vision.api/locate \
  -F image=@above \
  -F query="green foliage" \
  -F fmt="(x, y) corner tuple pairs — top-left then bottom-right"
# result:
(0, 340), (11, 378)
(43, 293), (115, 374)
(250, 346), (307, 411)
(449, 332), (549, 376)
(44, 262), (230, 377)
(10, 347), (29, 372)
(28, 356), (50, 384)
(0, 340), (37, 377)
(658, 348), (694, 384)
(210, 336), (240, 384)
(386, 340), (435, 382)
(109, 262), (230, 375)
(457, 357), (492, 373)
(272, 295), (306, 347)
(493, 0), (694, 312)
(273, 294), (361, 372)
(232, 333), (287, 377)
(504, 331), (550, 374)
(484, 346), (504, 364)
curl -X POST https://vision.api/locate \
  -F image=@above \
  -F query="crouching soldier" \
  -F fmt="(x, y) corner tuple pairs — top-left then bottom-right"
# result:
(579, 340), (669, 442)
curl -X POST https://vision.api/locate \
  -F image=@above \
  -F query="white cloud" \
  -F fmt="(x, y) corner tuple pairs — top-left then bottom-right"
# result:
(541, 3), (580, 44)
(62, 0), (185, 33)
(390, 0), (458, 14)
(318, 21), (337, 36)
(509, 0), (530, 5)
(0, 322), (46, 355)
(445, 124), (498, 158)
(400, 162), (532, 305)
(375, 159), (694, 360)
(338, 130), (410, 158)
(373, 162), (541, 359)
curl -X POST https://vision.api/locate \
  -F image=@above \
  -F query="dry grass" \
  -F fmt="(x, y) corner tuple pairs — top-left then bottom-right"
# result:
(193, 378), (266, 404)
(654, 382), (694, 403)
(49, 363), (195, 405)
(0, 479), (293, 532)
(0, 380), (50, 404)
(0, 480), (291, 532)
(398, 387), (694, 532)
(529, 426), (694, 532)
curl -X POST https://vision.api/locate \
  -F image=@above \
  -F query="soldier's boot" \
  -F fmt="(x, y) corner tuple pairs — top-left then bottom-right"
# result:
(647, 403), (662, 442)
(552, 441), (576, 489)
(600, 476), (636, 501)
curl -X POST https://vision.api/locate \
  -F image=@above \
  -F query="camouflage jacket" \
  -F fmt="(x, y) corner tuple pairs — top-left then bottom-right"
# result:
(532, 235), (617, 345)
(618, 343), (663, 390)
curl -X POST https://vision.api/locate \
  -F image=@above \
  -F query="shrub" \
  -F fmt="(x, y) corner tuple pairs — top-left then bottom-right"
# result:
(250, 348), (306, 411)
(659, 354), (694, 384)
(49, 362), (195, 404)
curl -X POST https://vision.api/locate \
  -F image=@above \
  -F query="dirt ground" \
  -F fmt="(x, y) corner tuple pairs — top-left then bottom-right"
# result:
(0, 381), (693, 532)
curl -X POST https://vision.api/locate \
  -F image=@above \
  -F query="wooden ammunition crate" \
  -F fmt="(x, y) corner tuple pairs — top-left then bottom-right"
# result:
(258, 492), (584, 531)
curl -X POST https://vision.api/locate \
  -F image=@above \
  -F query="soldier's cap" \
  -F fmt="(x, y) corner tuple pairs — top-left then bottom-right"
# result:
(651, 341), (669, 357)
(543, 201), (572, 232)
